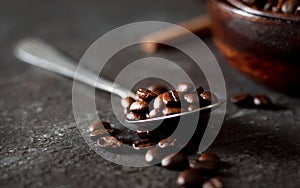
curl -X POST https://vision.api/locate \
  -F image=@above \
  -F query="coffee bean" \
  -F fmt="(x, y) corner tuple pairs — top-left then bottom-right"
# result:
(177, 169), (204, 187)
(129, 100), (149, 112)
(162, 107), (182, 116)
(136, 88), (158, 102)
(147, 84), (169, 95)
(162, 90), (181, 107)
(125, 111), (145, 120)
(97, 136), (122, 148)
(202, 177), (223, 188)
(132, 139), (156, 150)
(184, 93), (199, 104)
(89, 121), (111, 132)
(230, 94), (254, 108)
(121, 97), (135, 109)
(189, 159), (218, 171)
(177, 82), (194, 93)
(282, 0), (300, 13)
(161, 152), (189, 170)
(153, 94), (164, 109)
(145, 148), (165, 164)
(199, 153), (221, 164)
(158, 138), (177, 148)
(149, 108), (162, 118)
(253, 95), (272, 108)
(89, 129), (116, 141)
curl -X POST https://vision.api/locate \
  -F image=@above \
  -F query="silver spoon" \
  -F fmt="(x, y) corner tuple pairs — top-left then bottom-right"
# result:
(14, 38), (224, 130)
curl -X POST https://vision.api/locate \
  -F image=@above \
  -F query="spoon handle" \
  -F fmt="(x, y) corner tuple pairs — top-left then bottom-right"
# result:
(14, 38), (135, 99)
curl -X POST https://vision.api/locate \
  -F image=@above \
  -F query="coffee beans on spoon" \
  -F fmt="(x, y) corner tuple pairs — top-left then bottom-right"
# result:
(122, 83), (218, 121)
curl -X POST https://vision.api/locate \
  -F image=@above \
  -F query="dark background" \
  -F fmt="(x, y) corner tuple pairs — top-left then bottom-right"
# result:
(1, 0), (300, 187)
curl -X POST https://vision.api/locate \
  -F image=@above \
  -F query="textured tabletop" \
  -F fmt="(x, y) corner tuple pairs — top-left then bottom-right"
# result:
(1, 0), (300, 188)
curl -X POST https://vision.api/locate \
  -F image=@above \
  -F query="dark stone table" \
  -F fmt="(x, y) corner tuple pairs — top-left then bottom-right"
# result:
(1, 0), (300, 187)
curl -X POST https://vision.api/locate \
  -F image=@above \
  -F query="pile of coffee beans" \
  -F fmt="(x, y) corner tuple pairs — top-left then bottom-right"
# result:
(237, 0), (300, 14)
(122, 82), (218, 121)
(231, 93), (273, 108)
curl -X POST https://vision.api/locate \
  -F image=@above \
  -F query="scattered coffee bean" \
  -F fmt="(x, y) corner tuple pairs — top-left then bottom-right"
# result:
(177, 82), (194, 93)
(231, 94), (254, 108)
(125, 111), (145, 120)
(145, 148), (165, 164)
(199, 153), (221, 164)
(158, 138), (177, 148)
(129, 100), (149, 112)
(97, 136), (122, 148)
(132, 139), (156, 150)
(162, 90), (181, 107)
(89, 121), (111, 132)
(177, 169), (204, 187)
(162, 107), (182, 116)
(89, 129), (116, 141)
(189, 160), (218, 176)
(147, 84), (169, 95)
(253, 94), (272, 108)
(121, 97), (135, 109)
(203, 177), (223, 188)
(161, 152), (189, 170)
(136, 88), (158, 102)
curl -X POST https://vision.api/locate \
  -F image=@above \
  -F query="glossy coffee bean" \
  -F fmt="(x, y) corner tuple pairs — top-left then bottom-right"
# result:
(161, 152), (189, 170)
(184, 93), (199, 104)
(177, 82), (194, 93)
(89, 121), (111, 132)
(97, 136), (122, 148)
(281, 0), (300, 13)
(162, 107), (182, 116)
(158, 138), (177, 148)
(147, 84), (169, 95)
(132, 139), (156, 150)
(199, 153), (221, 164)
(125, 111), (145, 120)
(145, 148), (165, 164)
(153, 94), (164, 109)
(136, 88), (157, 102)
(202, 177), (223, 188)
(162, 90), (181, 107)
(149, 108), (162, 118)
(89, 129), (116, 141)
(177, 169), (204, 187)
(253, 95), (272, 108)
(129, 100), (149, 112)
(121, 97), (135, 109)
(189, 159), (218, 171)
(231, 94), (254, 108)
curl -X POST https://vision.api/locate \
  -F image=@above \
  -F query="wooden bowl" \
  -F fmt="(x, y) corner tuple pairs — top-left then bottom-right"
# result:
(207, 0), (300, 96)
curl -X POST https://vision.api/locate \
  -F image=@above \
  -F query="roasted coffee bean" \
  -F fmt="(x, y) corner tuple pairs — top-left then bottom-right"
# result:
(177, 82), (194, 93)
(121, 97), (135, 109)
(161, 152), (189, 170)
(97, 136), (122, 148)
(199, 153), (221, 164)
(89, 121), (111, 132)
(188, 104), (199, 112)
(145, 148), (165, 164)
(253, 95), (272, 108)
(158, 138), (177, 148)
(129, 100), (149, 112)
(177, 169), (204, 187)
(153, 94), (164, 109)
(125, 111), (145, 120)
(162, 107), (182, 116)
(149, 108), (162, 118)
(89, 129), (116, 141)
(136, 88), (157, 102)
(200, 91), (217, 105)
(281, 0), (300, 13)
(202, 177), (223, 188)
(162, 90), (181, 107)
(231, 94), (254, 108)
(132, 139), (156, 150)
(147, 84), (169, 95)
(189, 159), (218, 170)
(184, 93), (199, 104)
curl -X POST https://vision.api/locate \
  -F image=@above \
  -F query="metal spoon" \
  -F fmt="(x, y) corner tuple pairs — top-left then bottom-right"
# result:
(14, 38), (224, 130)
